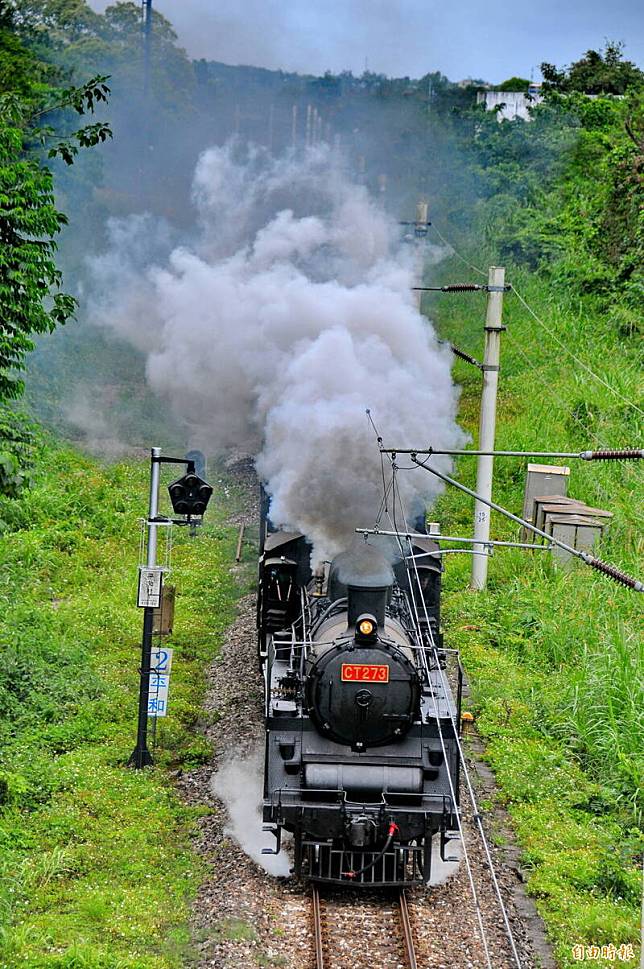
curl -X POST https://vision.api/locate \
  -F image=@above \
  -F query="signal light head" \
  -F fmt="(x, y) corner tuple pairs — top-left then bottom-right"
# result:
(355, 614), (377, 643)
(168, 472), (213, 518)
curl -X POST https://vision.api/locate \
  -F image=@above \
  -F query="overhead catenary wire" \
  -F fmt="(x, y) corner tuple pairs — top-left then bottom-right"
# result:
(430, 223), (489, 279)
(500, 326), (623, 511)
(423, 224), (639, 509)
(427, 221), (642, 417)
(504, 316), (643, 512)
(388, 463), (523, 968)
(377, 467), (494, 969)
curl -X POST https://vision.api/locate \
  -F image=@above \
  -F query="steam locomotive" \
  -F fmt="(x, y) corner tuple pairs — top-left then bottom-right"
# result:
(258, 490), (462, 886)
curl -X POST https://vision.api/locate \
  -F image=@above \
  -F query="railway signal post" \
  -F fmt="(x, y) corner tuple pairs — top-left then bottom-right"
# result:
(471, 266), (506, 590)
(130, 446), (162, 769)
(129, 447), (213, 769)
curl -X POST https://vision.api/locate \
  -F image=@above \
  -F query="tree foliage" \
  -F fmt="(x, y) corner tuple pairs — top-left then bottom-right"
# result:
(0, 5), (111, 492)
(541, 42), (644, 95)
(0, 76), (111, 402)
(451, 52), (643, 318)
(497, 76), (531, 92)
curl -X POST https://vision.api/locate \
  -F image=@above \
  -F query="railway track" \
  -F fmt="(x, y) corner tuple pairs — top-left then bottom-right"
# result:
(312, 884), (418, 969)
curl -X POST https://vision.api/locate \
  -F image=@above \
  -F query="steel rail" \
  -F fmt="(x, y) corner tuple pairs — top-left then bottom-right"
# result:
(312, 884), (325, 969)
(398, 890), (418, 969)
(311, 885), (419, 969)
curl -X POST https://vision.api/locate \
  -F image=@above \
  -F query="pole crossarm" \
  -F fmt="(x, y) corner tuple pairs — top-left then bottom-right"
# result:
(379, 447), (644, 460)
(409, 455), (643, 592)
(355, 527), (552, 551)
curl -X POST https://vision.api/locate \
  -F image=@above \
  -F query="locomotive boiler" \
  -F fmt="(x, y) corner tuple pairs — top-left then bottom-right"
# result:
(258, 494), (462, 887)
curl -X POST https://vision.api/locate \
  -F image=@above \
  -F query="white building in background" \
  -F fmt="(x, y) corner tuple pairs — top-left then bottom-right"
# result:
(477, 85), (543, 121)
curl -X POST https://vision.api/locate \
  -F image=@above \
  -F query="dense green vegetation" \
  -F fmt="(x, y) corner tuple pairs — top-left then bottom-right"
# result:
(424, 70), (642, 958)
(431, 267), (642, 967)
(0, 440), (246, 967)
(422, 50), (642, 967)
(0, 3), (641, 966)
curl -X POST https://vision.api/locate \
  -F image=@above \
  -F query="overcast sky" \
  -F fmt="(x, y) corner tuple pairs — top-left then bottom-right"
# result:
(92, 0), (643, 83)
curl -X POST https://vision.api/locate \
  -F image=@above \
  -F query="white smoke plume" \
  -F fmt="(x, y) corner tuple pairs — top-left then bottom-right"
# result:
(212, 747), (290, 876)
(88, 143), (464, 561)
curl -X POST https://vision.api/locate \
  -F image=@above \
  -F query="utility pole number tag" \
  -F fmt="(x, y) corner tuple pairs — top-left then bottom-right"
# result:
(137, 567), (163, 608)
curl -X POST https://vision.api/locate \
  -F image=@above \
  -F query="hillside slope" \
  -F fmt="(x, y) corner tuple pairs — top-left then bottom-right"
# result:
(0, 443), (246, 968)
(426, 255), (642, 968)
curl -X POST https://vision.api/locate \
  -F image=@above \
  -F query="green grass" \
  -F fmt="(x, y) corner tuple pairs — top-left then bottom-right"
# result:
(0, 441), (250, 968)
(425, 256), (643, 967)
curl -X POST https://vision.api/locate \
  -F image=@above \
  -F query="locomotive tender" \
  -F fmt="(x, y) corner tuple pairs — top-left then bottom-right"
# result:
(258, 492), (462, 887)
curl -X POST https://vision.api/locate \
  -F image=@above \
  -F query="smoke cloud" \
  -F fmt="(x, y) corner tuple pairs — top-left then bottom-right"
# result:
(88, 142), (464, 561)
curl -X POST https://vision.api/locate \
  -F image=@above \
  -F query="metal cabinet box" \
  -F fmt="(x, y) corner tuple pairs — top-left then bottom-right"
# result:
(523, 464), (570, 524)
(546, 515), (604, 564)
(152, 584), (175, 637)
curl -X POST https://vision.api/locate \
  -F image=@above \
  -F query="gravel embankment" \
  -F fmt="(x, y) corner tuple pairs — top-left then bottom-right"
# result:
(178, 484), (554, 969)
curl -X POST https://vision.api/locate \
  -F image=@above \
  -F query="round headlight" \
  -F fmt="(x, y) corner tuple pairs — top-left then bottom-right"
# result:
(355, 614), (378, 642)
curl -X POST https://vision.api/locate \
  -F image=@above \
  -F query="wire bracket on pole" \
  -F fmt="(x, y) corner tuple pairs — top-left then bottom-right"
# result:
(378, 445), (643, 460)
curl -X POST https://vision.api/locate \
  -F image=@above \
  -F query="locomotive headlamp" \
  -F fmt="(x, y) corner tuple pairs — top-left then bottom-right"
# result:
(168, 471), (213, 518)
(355, 614), (377, 643)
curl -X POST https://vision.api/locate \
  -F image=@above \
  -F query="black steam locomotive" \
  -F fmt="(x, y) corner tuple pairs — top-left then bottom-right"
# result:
(258, 492), (462, 887)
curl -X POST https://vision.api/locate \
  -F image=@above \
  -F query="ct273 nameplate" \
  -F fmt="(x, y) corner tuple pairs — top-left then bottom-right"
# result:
(341, 663), (389, 683)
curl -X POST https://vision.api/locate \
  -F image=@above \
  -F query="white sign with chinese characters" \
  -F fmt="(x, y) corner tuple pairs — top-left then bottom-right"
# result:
(137, 567), (163, 608)
(148, 647), (173, 718)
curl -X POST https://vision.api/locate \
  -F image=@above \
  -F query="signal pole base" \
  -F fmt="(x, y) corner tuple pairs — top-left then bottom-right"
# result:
(128, 747), (154, 769)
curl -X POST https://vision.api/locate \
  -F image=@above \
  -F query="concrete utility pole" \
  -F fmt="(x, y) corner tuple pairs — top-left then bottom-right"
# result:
(471, 266), (505, 590)
(291, 104), (298, 148)
(142, 0), (152, 96)
(267, 103), (274, 154)
(413, 199), (429, 311)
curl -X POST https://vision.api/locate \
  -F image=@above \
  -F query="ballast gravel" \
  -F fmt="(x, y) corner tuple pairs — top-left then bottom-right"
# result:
(177, 490), (554, 969)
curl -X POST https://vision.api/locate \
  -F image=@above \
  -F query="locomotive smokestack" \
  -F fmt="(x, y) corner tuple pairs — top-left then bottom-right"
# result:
(327, 544), (394, 628)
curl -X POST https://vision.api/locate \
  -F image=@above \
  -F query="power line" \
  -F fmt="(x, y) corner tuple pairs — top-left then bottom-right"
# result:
(390, 464), (523, 966)
(503, 326), (642, 511)
(430, 224), (488, 279)
(428, 222), (642, 417)
(381, 468), (494, 967)
(422, 223), (640, 525)
(510, 286), (644, 417)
